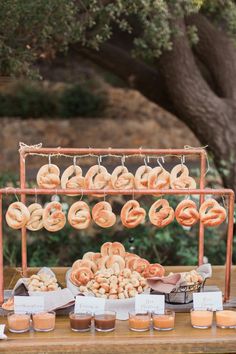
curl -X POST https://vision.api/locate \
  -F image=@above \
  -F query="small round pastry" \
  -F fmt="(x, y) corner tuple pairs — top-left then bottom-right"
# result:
(6, 202), (30, 229)
(175, 199), (199, 226)
(61, 165), (85, 196)
(135, 165), (152, 189)
(149, 199), (175, 227)
(148, 167), (170, 191)
(68, 201), (91, 230)
(43, 201), (66, 232)
(170, 164), (196, 190)
(143, 263), (165, 278)
(101, 242), (112, 257)
(70, 267), (94, 286)
(109, 242), (126, 258)
(125, 254), (140, 269)
(26, 203), (43, 231)
(92, 201), (116, 228)
(199, 199), (227, 227)
(132, 258), (150, 274)
(104, 255), (125, 271)
(79, 259), (97, 273)
(111, 166), (134, 190)
(36, 164), (60, 189)
(120, 200), (146, 228)
(85, 165), (111, 197)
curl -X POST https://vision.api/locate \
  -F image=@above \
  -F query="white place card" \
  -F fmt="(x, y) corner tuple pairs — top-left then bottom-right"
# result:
(74, 296), (105, 315)
(193, 291), (223, 311)
(0, 325), (7, 340)
(135, 294), (165, 314)
(14, 296), (44, 314)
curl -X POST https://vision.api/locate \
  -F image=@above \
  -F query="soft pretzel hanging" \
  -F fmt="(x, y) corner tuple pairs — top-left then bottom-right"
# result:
(68, 201), (91, 230)
(85, 165), (111, 197)
(149, 199), (175, 227)
(26, 203), (43, 231)
(111, 166), (134, 190)
(61, 165), (85, 195)
(43, 201), (66, 232)
(92, 201), (116, 228)
(135, 165), (152, 189)
(170, 164), (196, 190)
(120, 200), (146, 228)
(148, 166), (170, 191)
(175, 199), (199, 226)
(6, 202), (30, 229)
(199, 198), (227, 227)
(36, 164), (61, 189)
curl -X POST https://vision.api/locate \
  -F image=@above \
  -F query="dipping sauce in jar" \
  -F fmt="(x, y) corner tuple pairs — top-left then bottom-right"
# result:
(7, 313), (31, 333)
(190, 309), (213, 329)
(32, 311), (55, 332)
(94, 311), (116, 332)
(69, 312), (92, 332)
(153, 310), (175, 331)
(216, 310), (236, 328)
(129, 313), (151, 332)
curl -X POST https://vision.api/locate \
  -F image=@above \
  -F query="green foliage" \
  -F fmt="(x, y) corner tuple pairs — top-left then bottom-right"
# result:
(59, 84), (104, 118)
(0, 83), (105, 118)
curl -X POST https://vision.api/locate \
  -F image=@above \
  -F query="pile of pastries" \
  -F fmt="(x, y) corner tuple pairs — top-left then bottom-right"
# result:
(27, 272), (60, 292)
(36, 162), (196, 192)
(69, 242), (165, 299)
(5, 197), (227, 232)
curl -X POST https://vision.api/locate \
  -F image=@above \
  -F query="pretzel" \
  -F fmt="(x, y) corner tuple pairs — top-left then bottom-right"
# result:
(68, 201), (91, 230)
(61, 165), (85, 196)
(135, 165), (152, 189)
(125, 254), (140, 269)
(170, 164), (196, 189)
(175, 200), (199, 226)
(132, 258), (150, 274)
(6, 202), (30, 229)
(143, 263), (165, 278)
(109, 242), (126, 258)
(148, 167), (170, 192)
(26, 203), (43, 231)
(43, 201), (66, 232)
(149, 199), (175, 227)
(85, 165), (111, 197)
(36, 164), (60, 189)
(104, 255), (125, 271)
(70, 267), (94, 286)
(101, 242), (112, 256)
(83, 252), (101, 263)
(199, 198), (227, 227)
(111, 166), (134, 189)
(92, 201), (116, 228)
(120, 200), (146, 228)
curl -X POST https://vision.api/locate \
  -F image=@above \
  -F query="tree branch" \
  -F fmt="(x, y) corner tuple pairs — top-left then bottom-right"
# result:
(186, 13), (236, 99)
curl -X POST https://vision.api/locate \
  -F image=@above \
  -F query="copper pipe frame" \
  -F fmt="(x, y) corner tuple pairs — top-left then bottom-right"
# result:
(0, 187), (234, 305)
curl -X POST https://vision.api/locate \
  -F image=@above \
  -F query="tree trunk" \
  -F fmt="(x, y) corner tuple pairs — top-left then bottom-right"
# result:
(77, 14), (236, 191)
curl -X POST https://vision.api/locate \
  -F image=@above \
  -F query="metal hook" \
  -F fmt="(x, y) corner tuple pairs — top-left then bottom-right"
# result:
(181, 155), (185, 167)
(14, 189), (19, 202)
(144, 156), (148, 167)
(48, 154), (52, 167)
(73, 156), (77, 173)
(79, 188), (84, 202)
(121, 156), (125, 167)
(157, 157), (164, 169)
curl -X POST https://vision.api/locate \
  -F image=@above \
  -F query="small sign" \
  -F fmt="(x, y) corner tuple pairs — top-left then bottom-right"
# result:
(0, 325), (5, 337)
(14, 296), (44, 314)
(74, 296), (105, 315)
(135, 294), (165, 314)
(193, 291), (223, 311)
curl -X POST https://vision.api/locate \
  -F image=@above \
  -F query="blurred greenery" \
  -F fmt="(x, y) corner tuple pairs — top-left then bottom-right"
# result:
(0, 82), (105, 118)
(1, 172), (233, 268)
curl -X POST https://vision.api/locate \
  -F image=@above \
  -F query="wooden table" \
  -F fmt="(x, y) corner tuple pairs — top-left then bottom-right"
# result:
(0, 265), (236, 354)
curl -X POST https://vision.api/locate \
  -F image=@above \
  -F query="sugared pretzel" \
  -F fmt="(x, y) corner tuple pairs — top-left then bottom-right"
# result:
(43, 201), (66, 232)
(6, 202), (30, 229)
(148, 167), (170, 191)
(101, 242), (112, 256)
(135, 165), (152, 189)
(85, 165), (111, 197)
(120, 200), (146, 228)
(111, 166), (134, 190)
(26, 203), (43, 231)
(132, 258), (150, 274)
(170, 164), (196, 190)
(199, 198), (227, 227)
(149, 199), (175, 227)
(175, 200), (199, 226)
(103, 255), (126, 271)
(92, 201), (116, 228)
(70, 267), (94, 286)
(143, 263), (165, 278)
(68, 201), (91, 230)
(36, 164), (60, 189)
(109, 242), (126, 258)
(61, 165), (85, 196)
